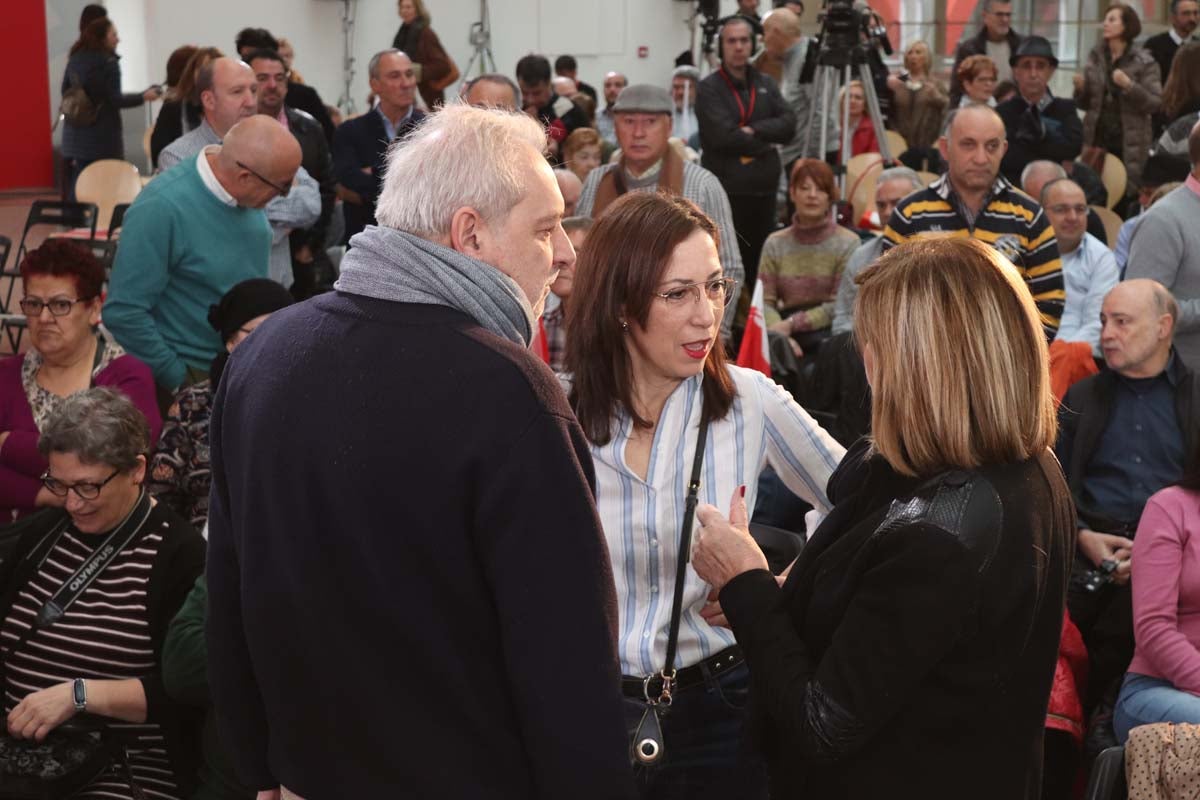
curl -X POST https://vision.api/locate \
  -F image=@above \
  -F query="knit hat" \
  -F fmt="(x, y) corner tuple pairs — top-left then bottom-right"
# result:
(612, 84), (674, 115)
(1010, 36), (1059, 67)
(207, 278), (294, 343)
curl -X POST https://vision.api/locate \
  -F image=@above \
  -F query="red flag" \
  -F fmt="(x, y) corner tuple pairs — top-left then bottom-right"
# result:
(736, 280), (771, 377)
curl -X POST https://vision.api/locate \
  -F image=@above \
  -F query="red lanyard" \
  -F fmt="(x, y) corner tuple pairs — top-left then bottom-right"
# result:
(718, 68), (757, 127)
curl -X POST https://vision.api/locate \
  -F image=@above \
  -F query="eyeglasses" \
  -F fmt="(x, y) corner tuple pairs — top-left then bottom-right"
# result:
(235, 160), (291, 197)
(19, 297), (93, 317)
(1047, 204), (1089, 216)
(41, 468), (121, 500)
(654, 278), (737, 309)
(988, 10), (1013, 17)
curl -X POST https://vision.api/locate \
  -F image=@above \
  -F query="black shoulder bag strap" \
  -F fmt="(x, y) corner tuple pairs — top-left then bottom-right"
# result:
(660, 397), (712, 698)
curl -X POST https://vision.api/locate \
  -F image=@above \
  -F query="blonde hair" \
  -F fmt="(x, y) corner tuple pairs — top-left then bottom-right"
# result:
(853, 238), (1056, 477)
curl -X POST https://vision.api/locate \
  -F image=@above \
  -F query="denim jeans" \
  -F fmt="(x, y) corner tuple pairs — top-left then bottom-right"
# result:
(622, 662), (768, 800)
(1113, 672), (1200, 742)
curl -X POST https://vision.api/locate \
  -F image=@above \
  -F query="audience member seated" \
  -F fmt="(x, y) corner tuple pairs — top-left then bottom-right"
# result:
(461, 72), (519, 110)
(887, 41), (949, 154)
(516, 54), (589, 159)
(1115, 155), (1190, 271)
(234, 27), (334, 144)
(957, 54), (1000, 107)
(595, 71), (627, 147)
(1127, 120), (1200, 369)
(836, 80), (880, 159)
(104, 117), (301, 399)
(1073, 3), (1162, 192)
(1022, 159), (1107, 245)
(555, 54), (597, 103)
(150, 45), (218, 169)
(884, 104), (1065, 340)
(578, 84), (744, 337)
(148, 279), (294, 530)
(671, 65), (701, 148)
(562, 128), (602, 184)
(0, 388), (205, 799)
(0, 241), (160, 523)
(243, 56), (331, 298)
(1042, 178), (1119, 355)
(760, 158), (860, 360)
(994, 78), (1019, 104)
(1113, 436), (1200, 741)
(391, 0), (454, 109)
(1058, 280), (1200, 719)
(1143, 0), (1199, 88)
(698, 16), (795, 295)
(333, 49), (426, 244)
(996, 36), (1084, 186)
(949, 0), (1023, 106)
(532, 217), (591, 374)
(554, 169), (582, 216)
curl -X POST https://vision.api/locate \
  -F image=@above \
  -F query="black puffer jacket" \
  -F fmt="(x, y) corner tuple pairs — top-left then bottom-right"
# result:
(697, 67), (795, 197)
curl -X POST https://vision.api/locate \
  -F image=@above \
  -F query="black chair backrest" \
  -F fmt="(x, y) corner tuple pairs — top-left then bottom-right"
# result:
(0, 235), (10, 271)
(1084, 745), (1126, 800)
(16, 200), (100, 262)
(84, 240), (118, 275)
(108, 203), (130, 241)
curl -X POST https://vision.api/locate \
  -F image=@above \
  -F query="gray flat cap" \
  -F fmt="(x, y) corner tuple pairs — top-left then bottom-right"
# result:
(612, 84), (673, 114)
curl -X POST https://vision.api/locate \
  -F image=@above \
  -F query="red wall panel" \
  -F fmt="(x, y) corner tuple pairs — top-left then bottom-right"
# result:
(1, 1), (54, 189)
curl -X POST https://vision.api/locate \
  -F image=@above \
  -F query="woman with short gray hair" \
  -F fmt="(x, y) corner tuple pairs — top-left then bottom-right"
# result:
(0, 387), (204, 799)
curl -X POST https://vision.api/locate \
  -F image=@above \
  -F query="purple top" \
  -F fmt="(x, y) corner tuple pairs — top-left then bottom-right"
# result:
(1129, 486), (1200, 693)
(0, 351), (162, 522)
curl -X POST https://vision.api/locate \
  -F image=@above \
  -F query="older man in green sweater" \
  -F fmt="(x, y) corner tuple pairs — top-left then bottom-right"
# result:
(105, 116), (302, 395)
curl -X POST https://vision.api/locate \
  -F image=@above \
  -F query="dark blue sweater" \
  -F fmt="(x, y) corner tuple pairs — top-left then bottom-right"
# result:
(206, 293), (635, 799)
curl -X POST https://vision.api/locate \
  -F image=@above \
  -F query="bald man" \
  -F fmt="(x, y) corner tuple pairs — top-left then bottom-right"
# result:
(554, 169), (582, 216)
(462, 73), (520, 110)
(1057, 278), (1200, 716)
(758, 7), (840, 168)
(884, 104), (1065, 339)
(106, 116), (302, 396)
(158, 57), (259, 172)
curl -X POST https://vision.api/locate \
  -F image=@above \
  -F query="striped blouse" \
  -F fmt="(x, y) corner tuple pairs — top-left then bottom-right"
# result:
(590, 366), (846, 677)
(2, 514), (192, 800)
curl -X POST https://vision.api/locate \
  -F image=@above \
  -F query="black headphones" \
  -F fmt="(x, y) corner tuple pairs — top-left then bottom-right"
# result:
(716, 14), (764, 63)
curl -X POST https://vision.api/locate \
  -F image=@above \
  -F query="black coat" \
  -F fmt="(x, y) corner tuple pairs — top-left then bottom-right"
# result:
(284, 82), (335, 145)
(60, 49), (144, 161)
(284, 107), (335, 253)
(697, 67), (795, 197)
(1143, 31), (1186, 83)
(996, 94), (1084, 185)
(949, 28), (1024, 106)
(331, 108), (426, 243)
(721, 439), (1075, 799)
(205, 295), (636, 799)
(1056, 356), (1200, 521)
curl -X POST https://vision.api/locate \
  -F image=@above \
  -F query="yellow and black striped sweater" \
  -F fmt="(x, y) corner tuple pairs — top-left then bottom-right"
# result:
(882, 174), (1065, 339)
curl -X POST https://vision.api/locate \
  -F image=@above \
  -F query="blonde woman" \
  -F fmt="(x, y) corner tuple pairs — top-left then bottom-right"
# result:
(887, 41), (950, 151)
(693, 237), (1075, 798)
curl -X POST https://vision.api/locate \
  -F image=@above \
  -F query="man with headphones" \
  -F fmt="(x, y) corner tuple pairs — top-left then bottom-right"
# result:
(697, 14), (795, 300)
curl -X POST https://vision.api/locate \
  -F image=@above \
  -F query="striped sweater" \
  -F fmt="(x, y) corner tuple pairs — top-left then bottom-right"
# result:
(882, 174), (1065, 338)
(759, 222), (863, 331)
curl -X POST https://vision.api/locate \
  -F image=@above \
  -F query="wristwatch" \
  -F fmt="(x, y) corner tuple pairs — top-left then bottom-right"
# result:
(72, 678), (87, 712)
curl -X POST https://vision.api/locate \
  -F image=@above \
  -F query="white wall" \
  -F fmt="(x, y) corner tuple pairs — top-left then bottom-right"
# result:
(131, 0), (719, 117)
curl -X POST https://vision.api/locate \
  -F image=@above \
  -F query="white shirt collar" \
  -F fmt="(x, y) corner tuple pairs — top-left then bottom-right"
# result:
(1170, 29), (1185, 45)
(195, 145), (237, 207)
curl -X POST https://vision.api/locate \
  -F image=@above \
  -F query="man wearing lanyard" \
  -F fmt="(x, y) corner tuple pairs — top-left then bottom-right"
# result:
(697, 15), (795, 303)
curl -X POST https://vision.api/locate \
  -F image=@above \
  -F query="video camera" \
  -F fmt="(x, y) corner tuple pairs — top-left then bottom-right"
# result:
(800, 0), (893, 82)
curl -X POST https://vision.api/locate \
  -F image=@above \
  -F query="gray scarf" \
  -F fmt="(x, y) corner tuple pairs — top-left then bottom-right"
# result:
(334, 226), (534, 346)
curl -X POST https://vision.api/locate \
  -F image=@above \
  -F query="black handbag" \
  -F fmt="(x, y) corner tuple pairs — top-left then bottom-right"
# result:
(627, 407), (712, 768)
(0, 492), (153, 800)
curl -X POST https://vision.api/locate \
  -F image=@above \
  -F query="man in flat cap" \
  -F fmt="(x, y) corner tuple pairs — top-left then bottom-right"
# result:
(577, 84), (744, 337)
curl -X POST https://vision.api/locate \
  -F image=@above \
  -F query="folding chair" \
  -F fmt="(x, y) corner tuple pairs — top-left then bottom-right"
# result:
(1084, 745), (1126, 800)
(108, 203), (130, 241)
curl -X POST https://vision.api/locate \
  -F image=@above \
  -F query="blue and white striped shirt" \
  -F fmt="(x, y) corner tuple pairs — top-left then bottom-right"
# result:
(591, 366), (845, 677)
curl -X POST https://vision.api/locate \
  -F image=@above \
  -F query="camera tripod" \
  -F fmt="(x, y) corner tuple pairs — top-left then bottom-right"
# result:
(803, 42), (893, 195)
(464, 0), (497, 77)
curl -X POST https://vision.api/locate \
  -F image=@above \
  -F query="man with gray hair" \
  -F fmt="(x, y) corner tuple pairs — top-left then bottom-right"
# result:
(333, 48), (426, 243)
(207, 104), (636, 799)
(577, 84), (744, 337)
(1127, 120), (1200, 369)
(831, 166), (924, 334)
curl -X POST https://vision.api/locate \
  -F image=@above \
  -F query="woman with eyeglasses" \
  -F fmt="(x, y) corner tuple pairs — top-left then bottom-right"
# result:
(0, 240), (160, 523)
(0, 387), (205, 799)
(565, 192), (845, 799)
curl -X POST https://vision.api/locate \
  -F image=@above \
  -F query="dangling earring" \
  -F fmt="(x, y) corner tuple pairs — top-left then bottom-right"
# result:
(620, 320), (629, 332)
